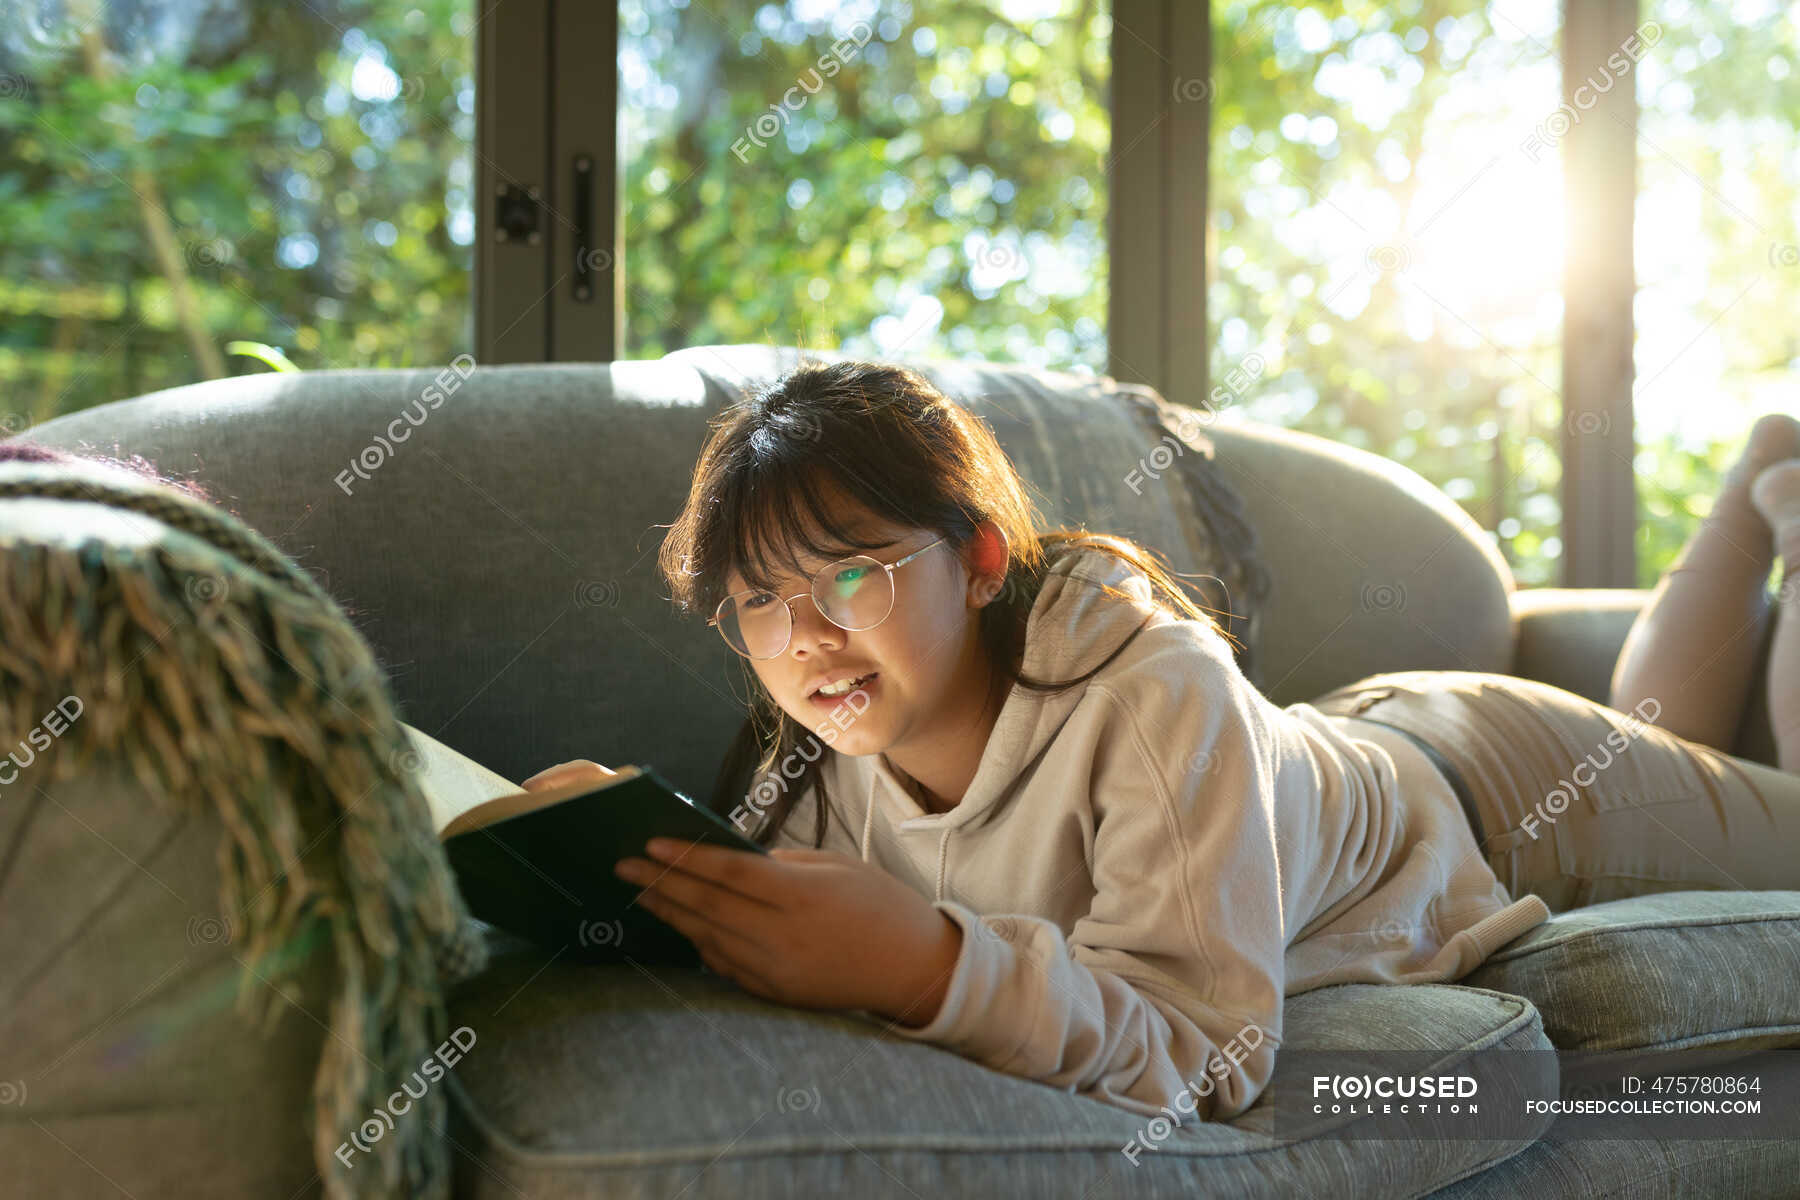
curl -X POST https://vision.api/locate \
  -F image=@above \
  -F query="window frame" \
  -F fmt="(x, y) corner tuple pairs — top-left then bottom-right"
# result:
(477, 1), (619, 361)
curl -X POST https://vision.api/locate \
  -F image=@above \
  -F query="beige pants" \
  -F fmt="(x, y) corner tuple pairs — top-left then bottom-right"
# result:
(1309, 671), (1800, 914)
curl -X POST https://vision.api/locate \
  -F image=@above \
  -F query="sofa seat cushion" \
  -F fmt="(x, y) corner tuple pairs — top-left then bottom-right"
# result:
(445, 941), (1552, 1199)
(1462, 890), (1800, 1061)
(1433, 887), (1800, 1196)
(1424, 1127), (1800, 1199)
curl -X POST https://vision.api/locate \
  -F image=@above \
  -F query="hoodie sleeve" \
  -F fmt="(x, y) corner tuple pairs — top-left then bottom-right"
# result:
(882, 640), (1286, 1124)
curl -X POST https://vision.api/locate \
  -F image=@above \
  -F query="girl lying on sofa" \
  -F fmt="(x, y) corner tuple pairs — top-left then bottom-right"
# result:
(519, 361), (1800, 1126)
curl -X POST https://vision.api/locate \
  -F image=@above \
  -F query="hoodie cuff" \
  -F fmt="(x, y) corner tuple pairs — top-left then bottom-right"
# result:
(882, 900), (1013, 1048)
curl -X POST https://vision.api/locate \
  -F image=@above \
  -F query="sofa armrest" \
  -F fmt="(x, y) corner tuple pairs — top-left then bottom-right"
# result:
(4, 760), (335, 1200)
(1511, 585), (1784, 768)
(1508, 587), (1651, 707)
(0, 459), (484, 1198)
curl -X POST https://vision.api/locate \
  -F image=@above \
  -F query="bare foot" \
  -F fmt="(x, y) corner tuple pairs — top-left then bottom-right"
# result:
(1672, 414), (1800, 578)
(1750, 458), (1800, 772)
(1687, 414), (1800, 576)
(1611, 415), (1799, 748)
(1725, 414), (1800, 505)
(1738, 413), (1800, 471)
(1752, 458), (1800, 573)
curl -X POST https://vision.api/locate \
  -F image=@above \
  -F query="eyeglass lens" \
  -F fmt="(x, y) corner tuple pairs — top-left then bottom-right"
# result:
(716, 556), (894, 658)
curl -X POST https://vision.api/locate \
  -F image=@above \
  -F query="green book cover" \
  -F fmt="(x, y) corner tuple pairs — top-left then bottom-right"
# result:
(404, 723), (766, 966)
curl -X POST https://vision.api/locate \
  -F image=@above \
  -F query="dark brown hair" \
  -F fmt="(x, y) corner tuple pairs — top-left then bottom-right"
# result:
(658, 359), (1241, 848)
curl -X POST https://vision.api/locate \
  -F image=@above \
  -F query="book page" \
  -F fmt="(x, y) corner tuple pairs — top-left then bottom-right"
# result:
(401, 722), (523, 833)
(436, 764), (643, 840)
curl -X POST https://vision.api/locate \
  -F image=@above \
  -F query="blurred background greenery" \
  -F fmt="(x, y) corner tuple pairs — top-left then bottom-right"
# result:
(1, 0), (1795, 588)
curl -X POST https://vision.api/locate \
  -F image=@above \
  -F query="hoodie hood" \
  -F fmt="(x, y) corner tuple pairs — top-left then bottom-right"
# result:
(843, 542), (1170, 881)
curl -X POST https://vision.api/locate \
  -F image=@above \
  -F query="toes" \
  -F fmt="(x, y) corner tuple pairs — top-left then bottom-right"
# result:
(1750, 459), (1800, 526)
(1744, 414), (1800, 470)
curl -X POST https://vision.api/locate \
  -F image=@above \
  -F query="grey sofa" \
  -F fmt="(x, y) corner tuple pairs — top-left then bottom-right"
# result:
(15, 345), (1800, 1197)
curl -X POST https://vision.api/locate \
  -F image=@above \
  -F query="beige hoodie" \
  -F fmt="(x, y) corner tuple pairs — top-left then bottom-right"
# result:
(769, 544), (1551, 1123)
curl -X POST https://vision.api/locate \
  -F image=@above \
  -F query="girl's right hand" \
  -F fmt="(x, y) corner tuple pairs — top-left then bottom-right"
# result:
(521, 759), (618, 792)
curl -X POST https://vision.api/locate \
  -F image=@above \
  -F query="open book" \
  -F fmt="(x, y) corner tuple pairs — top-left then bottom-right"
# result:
(402, 722), (765, 965)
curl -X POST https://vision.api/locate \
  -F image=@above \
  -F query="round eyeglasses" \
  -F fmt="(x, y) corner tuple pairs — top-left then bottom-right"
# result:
(708, 537), (949, 660)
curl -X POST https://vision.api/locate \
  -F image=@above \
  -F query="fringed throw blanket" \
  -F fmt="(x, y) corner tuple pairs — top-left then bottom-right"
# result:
(0, 461), (486, 1200)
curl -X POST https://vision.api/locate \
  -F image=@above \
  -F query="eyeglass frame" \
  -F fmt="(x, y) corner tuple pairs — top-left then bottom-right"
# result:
(707, 536), (950, 659)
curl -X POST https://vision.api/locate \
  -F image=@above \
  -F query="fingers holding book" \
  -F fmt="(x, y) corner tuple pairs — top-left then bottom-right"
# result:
(521, 759), (618, 792)
(614, 837), (783, 993)
(613, 837), (962, 1026)
(621, 837), (785, 903)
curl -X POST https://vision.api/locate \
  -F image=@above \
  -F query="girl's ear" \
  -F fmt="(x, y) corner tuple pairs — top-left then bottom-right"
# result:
(968, 522), (1010, 605)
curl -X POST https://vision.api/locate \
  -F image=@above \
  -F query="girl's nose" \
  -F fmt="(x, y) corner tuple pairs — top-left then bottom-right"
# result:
(786, 595), (845, 652)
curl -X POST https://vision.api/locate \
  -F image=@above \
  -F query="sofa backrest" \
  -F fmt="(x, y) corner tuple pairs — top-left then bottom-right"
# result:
(27, 348), (1514, 802)
(1200, 414), (1517, 703)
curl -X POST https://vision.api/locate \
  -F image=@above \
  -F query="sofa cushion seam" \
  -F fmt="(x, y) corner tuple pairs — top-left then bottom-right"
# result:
(1481, 910), (1800, 962)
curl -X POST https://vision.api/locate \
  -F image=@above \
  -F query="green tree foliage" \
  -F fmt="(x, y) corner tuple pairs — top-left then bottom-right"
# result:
(1209, 0), (1800, 587)
(1209, 1), (1570, 584)
(0, 0), (475, 423)
(619, 0), (1109, 369)
(1632, 0), (1800, 589)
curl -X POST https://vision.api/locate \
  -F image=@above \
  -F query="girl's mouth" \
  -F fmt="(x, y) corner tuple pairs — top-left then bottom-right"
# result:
(809, 672), (879, 706)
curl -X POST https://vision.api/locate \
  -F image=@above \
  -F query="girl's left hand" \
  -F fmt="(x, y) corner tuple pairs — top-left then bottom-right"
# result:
(614, 838), (963, 1028)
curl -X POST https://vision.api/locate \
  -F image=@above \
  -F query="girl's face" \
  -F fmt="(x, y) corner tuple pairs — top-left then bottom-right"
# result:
(723, 504), (1000, 759)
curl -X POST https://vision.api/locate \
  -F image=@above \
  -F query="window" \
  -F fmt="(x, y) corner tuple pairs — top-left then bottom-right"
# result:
(618, 0), (1110, 371)
(1207, 1), (1566, 585)
(1632, 0), (1799, 588)
(0, 1), (476, 422)
(16, 1), (1788, 592)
